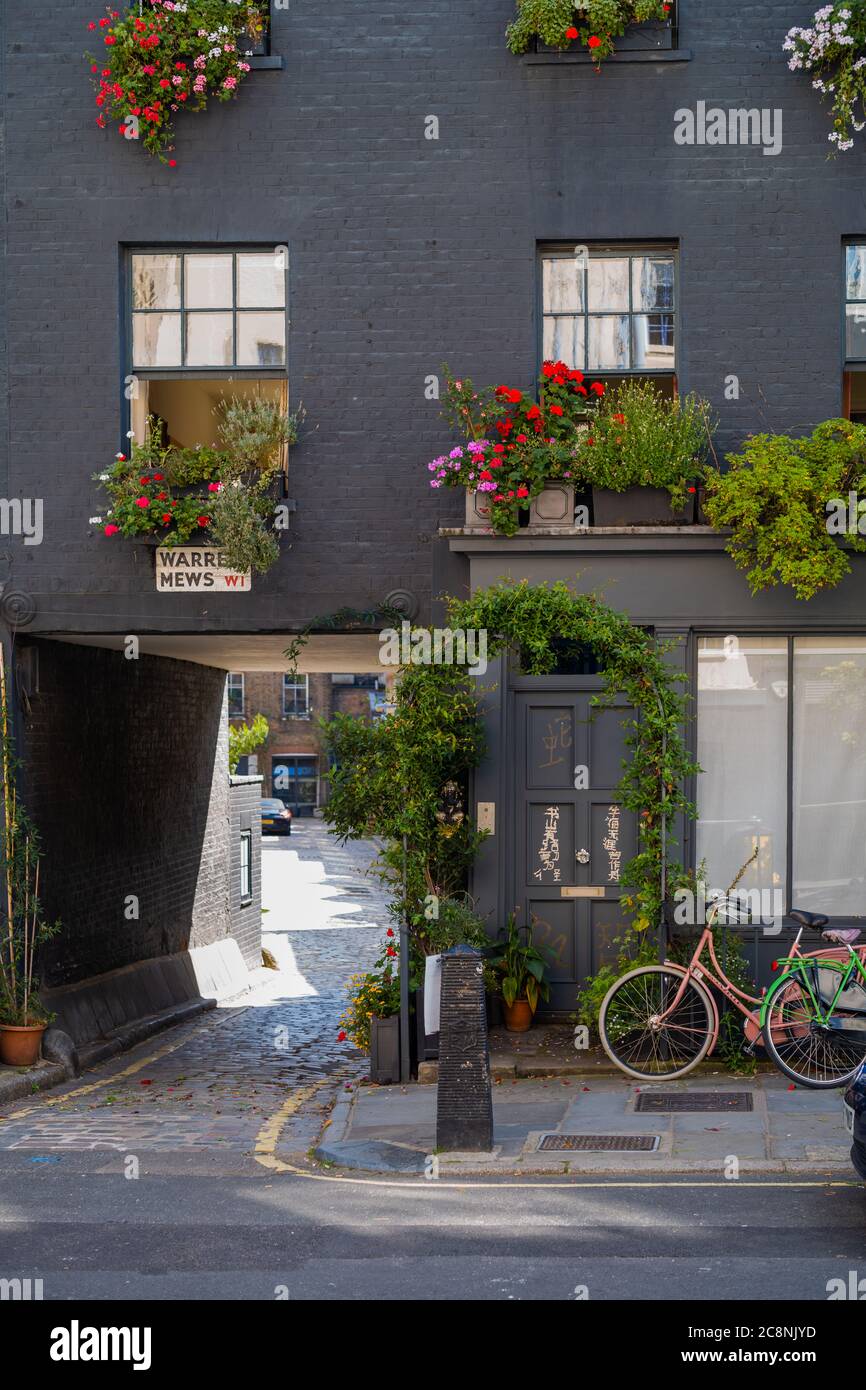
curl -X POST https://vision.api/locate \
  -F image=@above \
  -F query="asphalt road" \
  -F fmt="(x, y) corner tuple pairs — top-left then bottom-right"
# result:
(0, 1161), (864, 1300)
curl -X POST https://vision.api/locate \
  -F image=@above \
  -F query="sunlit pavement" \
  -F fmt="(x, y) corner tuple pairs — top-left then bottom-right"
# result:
(0, 822), (864, 1300)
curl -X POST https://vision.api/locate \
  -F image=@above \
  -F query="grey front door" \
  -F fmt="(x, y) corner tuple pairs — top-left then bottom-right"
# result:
(512, 686), (638, 1013)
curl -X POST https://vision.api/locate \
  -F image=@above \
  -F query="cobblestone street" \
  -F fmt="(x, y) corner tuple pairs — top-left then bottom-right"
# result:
(0, 822), (388, 1160)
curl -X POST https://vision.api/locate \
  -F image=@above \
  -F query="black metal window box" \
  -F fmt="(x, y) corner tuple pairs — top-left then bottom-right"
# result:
(524, 2), (690, 64)
(245, 1), (285, 70)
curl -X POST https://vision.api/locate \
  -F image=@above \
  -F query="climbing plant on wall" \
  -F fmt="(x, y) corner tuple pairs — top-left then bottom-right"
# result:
(323, 579), (697, 955)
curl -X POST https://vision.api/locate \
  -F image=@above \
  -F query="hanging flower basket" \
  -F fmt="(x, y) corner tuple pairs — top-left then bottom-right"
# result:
(506, 1), (673, 63)
(784, 3), (866, 152)
(84, 0), (269, 165)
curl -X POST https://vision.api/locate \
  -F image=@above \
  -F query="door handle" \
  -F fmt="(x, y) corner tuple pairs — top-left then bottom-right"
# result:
(575, 848), (590, 865)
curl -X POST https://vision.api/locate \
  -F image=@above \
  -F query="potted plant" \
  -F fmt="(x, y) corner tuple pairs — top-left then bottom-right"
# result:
(506, 1), (673, 63)
(427, 362), (604, 536)
(0, 650), (59, 1067)
(485, 911), (550, 1032)
(580, 379), (713, 525)
(94, 394), (304, 576)
(702, 418), (866, 599)
(338, 935), (402, 1083)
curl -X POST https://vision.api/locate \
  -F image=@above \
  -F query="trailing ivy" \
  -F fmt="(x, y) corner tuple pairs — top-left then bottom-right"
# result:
(702, 419), (866, 600)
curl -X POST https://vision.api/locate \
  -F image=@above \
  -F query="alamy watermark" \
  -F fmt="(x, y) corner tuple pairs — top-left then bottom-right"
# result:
(379, 622), (488, 676)
(674, 884), (784, 934)
(674, 102), (783, 157)
(0, 498), (43, 546)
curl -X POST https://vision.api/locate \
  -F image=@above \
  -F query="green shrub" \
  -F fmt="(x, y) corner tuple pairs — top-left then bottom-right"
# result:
(579, 379), (712, 505)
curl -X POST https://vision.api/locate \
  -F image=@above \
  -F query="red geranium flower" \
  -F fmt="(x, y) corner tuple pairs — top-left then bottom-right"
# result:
(566, 26), (579, 40)
(337, 1030), (347, 1042)
(104, 523), (119, 536)
(588, 35), (602, 49)
(197, 515), (209, 527)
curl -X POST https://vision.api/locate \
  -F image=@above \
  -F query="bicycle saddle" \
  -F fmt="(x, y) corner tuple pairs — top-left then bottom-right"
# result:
(822, 928), (862, 945)
(789, 909), (830, 929)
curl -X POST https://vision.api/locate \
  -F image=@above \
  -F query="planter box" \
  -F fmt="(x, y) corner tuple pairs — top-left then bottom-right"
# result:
(592, 486), (693, 527)
(529, 483), (575, 529)
(465, 484), (575, 531)
(369, 1014), (400, 1085)
(537, 6), (674, 54)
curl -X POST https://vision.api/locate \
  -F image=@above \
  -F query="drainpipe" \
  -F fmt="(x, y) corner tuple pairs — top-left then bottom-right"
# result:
(400, 832), (411, 1082)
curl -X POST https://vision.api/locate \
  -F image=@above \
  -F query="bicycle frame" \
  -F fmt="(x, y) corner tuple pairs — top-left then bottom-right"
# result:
(763, 946), (866, 1028)
(657, 909), (865, 1051)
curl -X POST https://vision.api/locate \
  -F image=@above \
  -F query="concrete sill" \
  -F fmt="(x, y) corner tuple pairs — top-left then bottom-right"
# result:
(521, 49), (692, 65)
(249, 54), (284, 70)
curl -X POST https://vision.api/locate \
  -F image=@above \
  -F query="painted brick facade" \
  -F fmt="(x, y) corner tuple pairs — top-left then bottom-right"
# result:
(0, 2), (853, 638)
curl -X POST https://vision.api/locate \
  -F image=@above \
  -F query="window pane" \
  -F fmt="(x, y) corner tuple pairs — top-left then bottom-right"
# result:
(794, 637), (866, 916)
(132, 254), (181, 309)
(132, 311), (181, 367)
(542, 258), (584, 313)
(185, 254), (233, 308)
(846, 245), (866, 301)
(237, 253), (285, 307)
(846, 305), (866, 360)
(696, 637), (788, 908)
(633, 314), (675, 369)
(542, 315), (585, 370)
(587, 258), (629, 312)
(185, 312), (233, 366)
(587, 315), (629, 369)
(631, 256), (675, 312)
(237, 312), (286, 367)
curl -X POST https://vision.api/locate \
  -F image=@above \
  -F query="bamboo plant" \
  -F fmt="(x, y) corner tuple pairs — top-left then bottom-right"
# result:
(0, 646), (59, 1028)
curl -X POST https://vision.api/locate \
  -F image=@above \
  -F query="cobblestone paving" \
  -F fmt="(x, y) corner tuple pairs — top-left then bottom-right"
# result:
(0, 823), (388, 1154)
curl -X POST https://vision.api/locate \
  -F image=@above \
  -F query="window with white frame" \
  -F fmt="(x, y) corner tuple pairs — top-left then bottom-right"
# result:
(227, 673), (245, 719)
(127, 247), (288, 453)
(282, 674), (309, 718)
(239, 830), (252, 905)
(541, 245), (676, 385)
(697, 636), (866, 920)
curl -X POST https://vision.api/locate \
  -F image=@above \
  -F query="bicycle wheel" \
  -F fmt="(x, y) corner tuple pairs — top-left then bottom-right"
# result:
(598, 964), (716, 1081)
(762, 964), (866, 1089)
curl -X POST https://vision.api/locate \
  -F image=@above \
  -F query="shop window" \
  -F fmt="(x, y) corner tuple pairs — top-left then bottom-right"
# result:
(697, 635), (866, 919)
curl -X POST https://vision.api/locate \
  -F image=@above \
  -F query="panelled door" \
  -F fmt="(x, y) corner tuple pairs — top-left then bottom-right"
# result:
(513, 688), (639, 1012)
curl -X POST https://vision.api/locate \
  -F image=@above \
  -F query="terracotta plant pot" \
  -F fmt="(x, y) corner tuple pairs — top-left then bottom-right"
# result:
(502, 998), (533, 1033)
(0, 1023), (47, 1067)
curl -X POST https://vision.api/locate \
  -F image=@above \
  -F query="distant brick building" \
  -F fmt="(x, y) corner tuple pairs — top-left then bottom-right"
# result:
(229, 672), (388, 812)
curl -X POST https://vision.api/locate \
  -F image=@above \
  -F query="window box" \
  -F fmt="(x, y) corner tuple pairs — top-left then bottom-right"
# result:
(523, 2), (689, 64)
(465, 484), (576, 531)
(592, 486), (693, 526)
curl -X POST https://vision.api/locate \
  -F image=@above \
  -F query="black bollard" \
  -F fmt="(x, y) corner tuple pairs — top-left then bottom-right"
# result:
(436, 944), (494, 1152)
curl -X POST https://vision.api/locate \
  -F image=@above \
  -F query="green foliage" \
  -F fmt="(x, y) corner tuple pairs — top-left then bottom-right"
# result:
(579, 380), (713, 506)
(323, 661), (487, 934)
(96, 395), (304, 575)
(0, 657), (60, 1027)
(215, 394), (303, 478)
(506, 0), (670, 61)
(228, 713), (269, 774)
(702, 419), (866, 599)
(484, 912), (551, 1012)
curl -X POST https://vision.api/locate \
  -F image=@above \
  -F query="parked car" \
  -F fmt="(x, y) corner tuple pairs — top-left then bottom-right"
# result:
(261, 798), (293, 836)
(843, 1063), (866, 1181)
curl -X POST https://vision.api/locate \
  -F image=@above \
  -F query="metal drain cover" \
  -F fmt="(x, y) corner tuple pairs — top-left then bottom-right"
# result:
(537, 1134), (660, 1152)
(635, 1091), (754, 1114)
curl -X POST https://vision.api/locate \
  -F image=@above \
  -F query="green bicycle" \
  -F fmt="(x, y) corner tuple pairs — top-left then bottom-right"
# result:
(761, 912), (866, 1089)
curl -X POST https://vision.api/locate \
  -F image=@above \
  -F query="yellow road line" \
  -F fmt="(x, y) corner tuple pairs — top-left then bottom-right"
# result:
(0, 1018), (216, 1123)
(253, 1083), (864, 1191)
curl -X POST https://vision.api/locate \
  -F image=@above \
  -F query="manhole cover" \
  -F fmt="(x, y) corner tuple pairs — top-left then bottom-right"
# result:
(635, 1091), (754, 1113)
(537, 1134), (660, 1152)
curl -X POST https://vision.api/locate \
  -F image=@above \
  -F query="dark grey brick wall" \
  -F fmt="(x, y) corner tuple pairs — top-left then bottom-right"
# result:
(0, 1), (856, 633)
(19, 638), (233, 986)
(228, 775), (263, 968)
